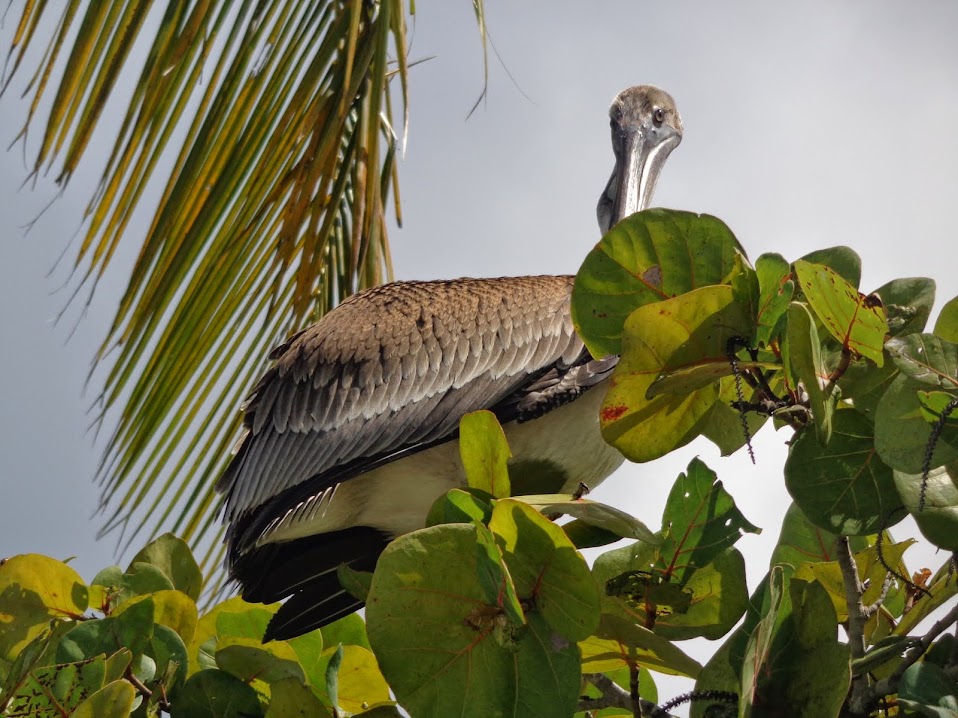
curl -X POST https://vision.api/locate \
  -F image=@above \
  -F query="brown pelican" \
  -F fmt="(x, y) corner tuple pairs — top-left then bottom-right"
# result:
(218, 86), (683, 640)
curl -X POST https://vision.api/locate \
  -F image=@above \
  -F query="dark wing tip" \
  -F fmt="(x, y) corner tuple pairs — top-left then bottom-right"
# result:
(230, 526), (390, 642)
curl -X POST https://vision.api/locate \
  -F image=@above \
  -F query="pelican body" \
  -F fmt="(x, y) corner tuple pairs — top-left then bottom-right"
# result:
(218, 86), (683, 641)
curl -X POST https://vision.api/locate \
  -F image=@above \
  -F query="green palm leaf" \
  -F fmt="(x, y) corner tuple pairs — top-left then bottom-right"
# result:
(2, 0), (426, 581)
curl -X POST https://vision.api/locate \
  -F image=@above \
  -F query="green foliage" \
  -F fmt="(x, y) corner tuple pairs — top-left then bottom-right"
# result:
(0, 535), (392, 718)
(4, 209), (958, 717)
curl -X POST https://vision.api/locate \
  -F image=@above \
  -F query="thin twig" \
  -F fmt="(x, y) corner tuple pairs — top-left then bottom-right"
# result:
(862, 573), (894, 619)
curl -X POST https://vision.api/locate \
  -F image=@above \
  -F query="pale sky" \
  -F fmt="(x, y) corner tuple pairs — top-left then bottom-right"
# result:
(2, 2), (957, 711)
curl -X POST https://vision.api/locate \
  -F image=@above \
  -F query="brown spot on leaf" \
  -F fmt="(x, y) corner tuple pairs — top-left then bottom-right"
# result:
(601, 404), (629, 422)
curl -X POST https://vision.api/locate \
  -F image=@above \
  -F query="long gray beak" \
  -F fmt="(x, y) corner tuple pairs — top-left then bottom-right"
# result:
(597, 129), (681, 234)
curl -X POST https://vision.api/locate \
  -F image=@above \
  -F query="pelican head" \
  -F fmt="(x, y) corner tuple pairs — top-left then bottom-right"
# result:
(597, 85), (683, 234)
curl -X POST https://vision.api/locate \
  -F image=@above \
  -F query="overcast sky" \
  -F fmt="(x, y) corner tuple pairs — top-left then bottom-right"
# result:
(2, 2), (957, 710)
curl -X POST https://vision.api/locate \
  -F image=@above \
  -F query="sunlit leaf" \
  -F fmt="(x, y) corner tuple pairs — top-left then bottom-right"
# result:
(658, 458), (760, 586)
(459, 410), (511, 498)
(489, 499), (600, 641)
(572, 209), (749, 359)
(599, 285), (753, 462)
(934, 295), (958, 342)
(792, 260), (888, 366)
(0, 554), (89, 660)
(579, 613), (702, 678)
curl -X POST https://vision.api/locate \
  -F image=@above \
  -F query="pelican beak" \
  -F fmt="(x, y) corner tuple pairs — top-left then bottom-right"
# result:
(607, 126), (682, 229)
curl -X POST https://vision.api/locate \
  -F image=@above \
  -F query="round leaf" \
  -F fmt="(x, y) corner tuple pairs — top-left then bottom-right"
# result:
(265, 677), (332, 718)
(366, 524), (581, 718)
(489, 499), (600, 641)
(171, 669), (264, 718)
(599, 285), (752, 462)
(785, 410), (903, 535)
(0, 554), (88, 660)
(70, 679), (137, 718)
(893, 463), (958, 550)
(875, 374), (958, 473)
(572, 209), (748, 358)
(127, 533), (203, 601)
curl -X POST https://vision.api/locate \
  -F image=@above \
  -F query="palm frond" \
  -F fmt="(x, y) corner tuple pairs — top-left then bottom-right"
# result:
(3, 0), (410, 578)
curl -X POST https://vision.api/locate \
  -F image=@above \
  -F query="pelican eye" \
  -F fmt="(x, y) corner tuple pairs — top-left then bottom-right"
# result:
(653, 107), (666, 126)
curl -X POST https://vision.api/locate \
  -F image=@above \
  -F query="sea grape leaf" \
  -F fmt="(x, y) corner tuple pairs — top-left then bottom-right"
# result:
(572, 209), (749, 358)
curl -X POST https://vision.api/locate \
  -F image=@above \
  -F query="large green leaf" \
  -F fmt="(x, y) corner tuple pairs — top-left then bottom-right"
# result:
(0, 554), (89, 661)
(365, 524), (581, 718)
(893, 462), (958, 550)
(571, 209), (749, 359)
(489, 499), (600, 641)
(652, 547), (749, 641)
(785, 409), (904, 535)
(798, 246), (861, 287)
(886, 334), (958, 388)
(126, 533), (203, 601)
(740, 568), (850, 718)
(599, 285), (753, 462)
(898, 663), (958, 717)
(3, 1), (414, 579)
(172, 668), (264, 718)
(875, 374), (958, 474)
(57, 596), (155, 664)
(658, 459), (760, 586)
(768, 502), (868, 570)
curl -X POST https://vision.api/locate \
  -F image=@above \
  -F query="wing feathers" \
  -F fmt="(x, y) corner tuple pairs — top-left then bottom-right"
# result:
(220, 275), (585, 556)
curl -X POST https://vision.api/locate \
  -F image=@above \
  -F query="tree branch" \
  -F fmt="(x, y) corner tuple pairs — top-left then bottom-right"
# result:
(578, 673), (671, 717)
(837, 537), (867, 660)
(837, 536), (871, 714)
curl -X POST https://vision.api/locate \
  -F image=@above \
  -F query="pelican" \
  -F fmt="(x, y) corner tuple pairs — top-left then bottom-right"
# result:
(218, 86), (683, 641)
